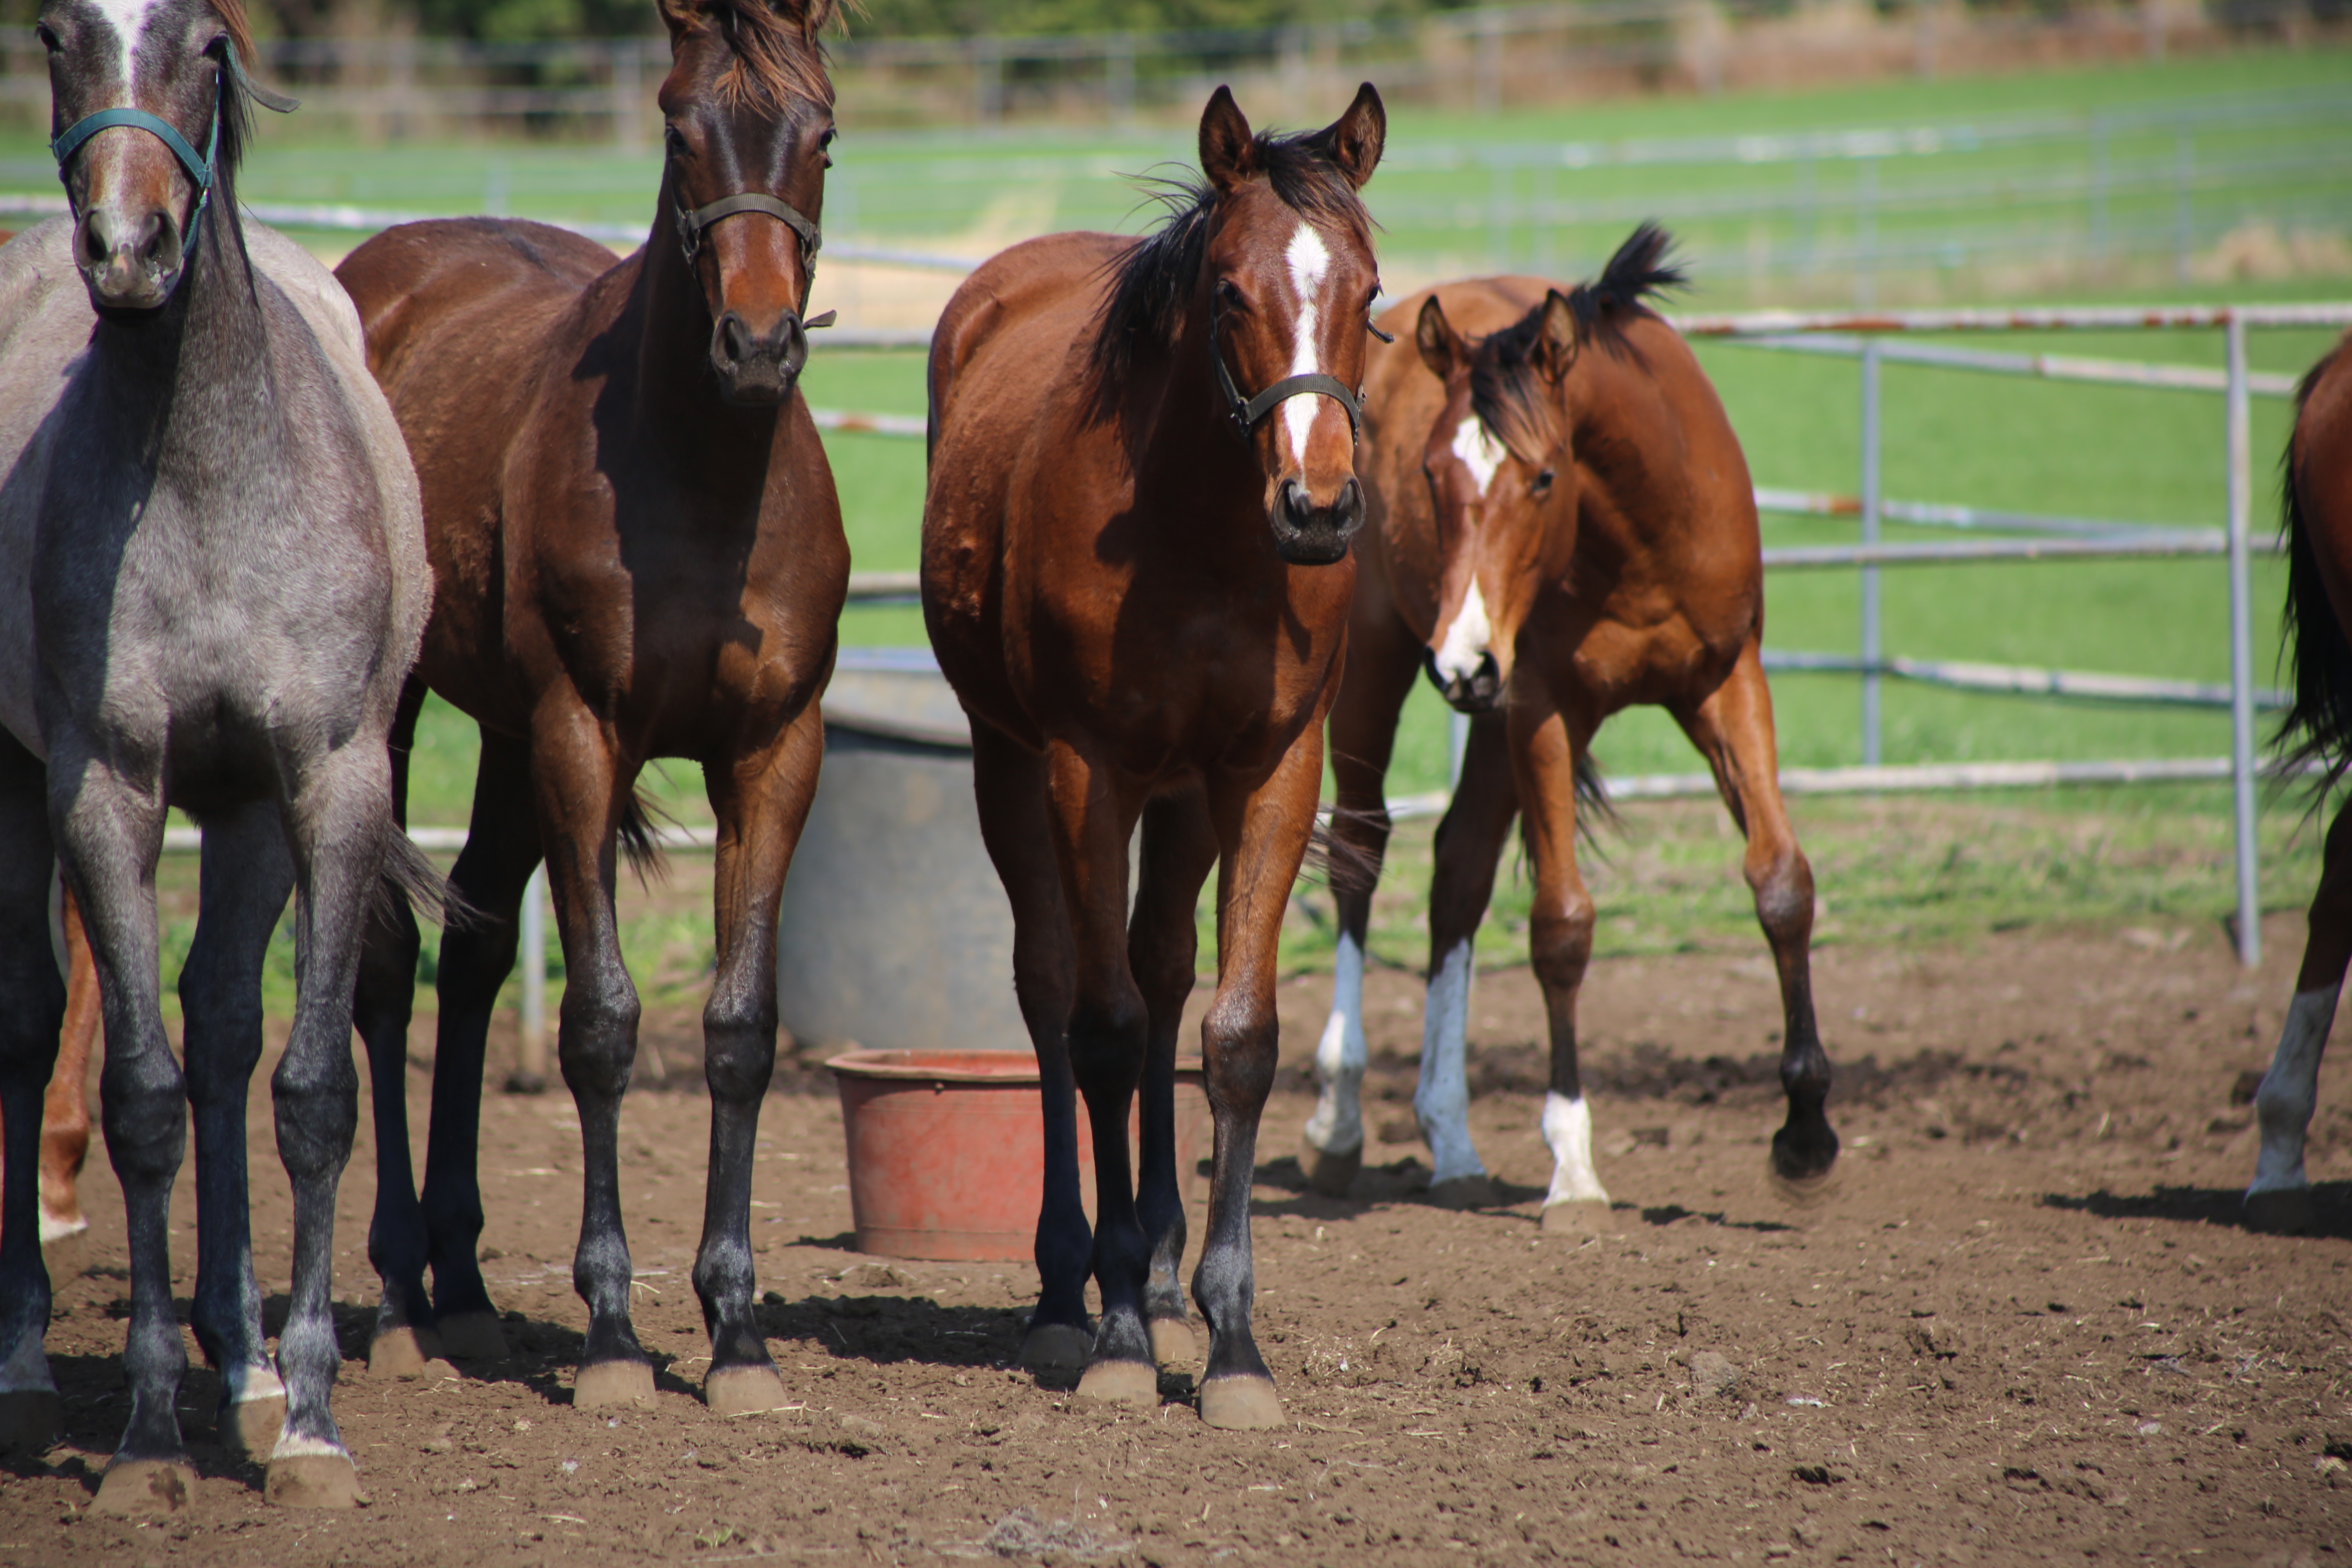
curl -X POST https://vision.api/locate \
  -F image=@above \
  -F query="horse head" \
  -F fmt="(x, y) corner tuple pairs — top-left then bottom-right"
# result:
(1197, 83), (1385, 566)
(657, 0), (837, 407)
(42, 0), (268, 312)
(1411, 290), (1582, 715)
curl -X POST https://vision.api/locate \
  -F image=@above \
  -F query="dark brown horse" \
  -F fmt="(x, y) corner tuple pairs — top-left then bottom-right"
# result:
(923, 85), (1385, 1428)
(336, 0), (846, 1412)
(2244, 329), (2352, 1235)
(1298, 229), (1839, 1218)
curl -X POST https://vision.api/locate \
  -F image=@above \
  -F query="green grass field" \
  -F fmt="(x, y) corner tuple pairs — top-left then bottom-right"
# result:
(40, 43), (2346, 1018)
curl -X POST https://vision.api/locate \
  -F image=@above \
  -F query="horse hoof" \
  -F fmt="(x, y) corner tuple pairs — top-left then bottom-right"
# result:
(1074, 1360), (1157, 1408)
(1768, 1161), (1841, 1209)
(95, 1458), (197, 1515)
(265, 1452), (367, 1509)
(1769, 1127), (1840, 1188)
(1427, 1175), (1497, 1210)
(0, 1390), (61, 1453)
(573, 1360), (655, 1408)
(436, 1311), (510, 1361)
(220, 1394), (286, 1459)
(1198, 1375), (1285, 1430)
(1147, 1317), (1197, 1367)
(1541, 1199), (1619, 1235)
(367, 1325), (441, 1379)
(2245, 1187), (2318, 1236)
(1018, 1323), (1091, 1374)
(705, 1365), (789, 1416)
(1298, 1135), (1361, 1198)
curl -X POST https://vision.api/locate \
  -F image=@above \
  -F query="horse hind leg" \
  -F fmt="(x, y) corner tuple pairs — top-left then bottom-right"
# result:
(1677, 646), (1839, 1194)
(967, 726), (1088, 1375)
(40, 880), (97, 1250)
(180, 804), (294, 1461)
(0, 736), (66, 1455)
(2246, 796), (2352, 1234)
(1129, 790), (1220, 1368)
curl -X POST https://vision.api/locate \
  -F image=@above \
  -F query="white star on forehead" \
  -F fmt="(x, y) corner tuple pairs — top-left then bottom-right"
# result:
(1279, 221), (1333, 465)
(85, 0), (168, 85)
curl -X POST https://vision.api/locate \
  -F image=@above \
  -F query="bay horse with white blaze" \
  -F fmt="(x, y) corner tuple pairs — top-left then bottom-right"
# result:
(336, 0), (846, 1412)
(1299, 229), (1840, 1218)
(924, 84), (1385, 1428)
(2244, 330), (2352, 1234)
(0, 0), (432, 1508)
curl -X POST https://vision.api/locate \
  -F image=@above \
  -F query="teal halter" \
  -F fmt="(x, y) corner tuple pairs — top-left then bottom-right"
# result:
(49, 42), (296, 235)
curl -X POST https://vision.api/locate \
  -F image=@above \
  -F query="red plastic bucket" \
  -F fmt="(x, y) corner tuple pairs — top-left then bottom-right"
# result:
(827, 1049), (1210, 1261)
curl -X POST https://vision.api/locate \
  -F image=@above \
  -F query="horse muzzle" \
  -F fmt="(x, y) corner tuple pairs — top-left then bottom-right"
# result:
(1425, 646), (1503, 714)
(709, 307), (808, 406)
(1269, 475), (1363, 567)
(77, 203), (183, 312)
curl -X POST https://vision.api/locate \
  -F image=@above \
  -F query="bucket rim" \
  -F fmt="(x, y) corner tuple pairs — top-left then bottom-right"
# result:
(826, 1049), (1206, 1085)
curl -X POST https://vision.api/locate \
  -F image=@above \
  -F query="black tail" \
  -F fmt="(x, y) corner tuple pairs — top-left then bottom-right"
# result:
(377, 829), (477, 930)
(1573, 750), (1619, 851)
(1568, 222), (1688, 328)
(618, 787), (670, 884)
(2275, 343), (2352, 798)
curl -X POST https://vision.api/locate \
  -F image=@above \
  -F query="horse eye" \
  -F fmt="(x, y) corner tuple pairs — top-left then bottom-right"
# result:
(819, 127), (838, 150)
(1532, 468), (1556, 496)
(1214, 278), (1244, 310)
(664, 125), (688, 156)
(35, 22), (59, 50)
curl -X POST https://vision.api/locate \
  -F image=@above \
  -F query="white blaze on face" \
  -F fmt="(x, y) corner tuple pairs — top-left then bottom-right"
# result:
(1430, 414), (1506, 686)
(89, 0), (167, 94)
(2250, 984), (2340, 1195)
(1278, 221), (1332, 466)
(1450, 414), (1507, 497)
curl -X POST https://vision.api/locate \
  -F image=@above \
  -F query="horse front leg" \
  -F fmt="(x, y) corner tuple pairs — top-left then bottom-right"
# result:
(1128, 788), (1220, 1367)
(1302, 605), (1421, 1197)
(178, 803), (294, 1462)
(1040, 739), (1156, 1408)
(1194, 731), (1327, 1430)
(264, 739), (402, 1508)
(1511, 691), (1613, 1232)
(2246, 796), (2352, 1233)
(0, 734), (65, 1456)
(534, 706), (652, 1407)
(51, 742), (191, 1512)
(966, 726), (1087, 1373)
(1414, 712), (1518, 1209)
(1677, 642), (1838, 1192)
(693, 706), (823, 1415)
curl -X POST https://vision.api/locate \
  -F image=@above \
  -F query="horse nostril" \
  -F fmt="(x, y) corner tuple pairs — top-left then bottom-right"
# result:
(718, 313), (753, 367)
(1281, 479), (1316, 528)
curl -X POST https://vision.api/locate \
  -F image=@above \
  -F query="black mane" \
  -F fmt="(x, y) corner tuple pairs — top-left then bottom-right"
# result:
(1470, 222), (1687, 459)
(1085, 125), (1373, 416)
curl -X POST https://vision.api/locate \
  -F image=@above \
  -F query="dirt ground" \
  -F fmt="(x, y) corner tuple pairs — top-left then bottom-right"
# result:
(8, 908), (2352, 1566)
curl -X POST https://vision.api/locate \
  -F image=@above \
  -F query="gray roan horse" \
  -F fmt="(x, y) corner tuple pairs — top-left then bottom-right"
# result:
(0, 0), (433, 1511)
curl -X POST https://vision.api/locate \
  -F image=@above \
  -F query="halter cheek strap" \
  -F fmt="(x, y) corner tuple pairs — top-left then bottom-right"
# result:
(1209, 298), (1366, 443)
(674, 191), (835, 329)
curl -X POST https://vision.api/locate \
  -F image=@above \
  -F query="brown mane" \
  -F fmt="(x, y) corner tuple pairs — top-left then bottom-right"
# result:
(657, 0), (840, 109)
(207, 0), (257, 73)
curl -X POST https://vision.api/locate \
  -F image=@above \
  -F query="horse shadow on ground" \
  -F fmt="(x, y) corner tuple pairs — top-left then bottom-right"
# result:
(1245, 1153), (1557, 1217)
(2042, 1182), (2352, 1242)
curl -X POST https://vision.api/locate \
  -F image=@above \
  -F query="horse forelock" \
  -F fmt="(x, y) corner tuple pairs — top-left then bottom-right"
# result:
(1465, 313), (1564, 469)
(659, 0), (836, 111)
(1085, 125), (1372, 423)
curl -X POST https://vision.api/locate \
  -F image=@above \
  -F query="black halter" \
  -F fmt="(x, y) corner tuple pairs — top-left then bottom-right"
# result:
(1207, 293), (1393, 443)
(674, 189), (835, 330)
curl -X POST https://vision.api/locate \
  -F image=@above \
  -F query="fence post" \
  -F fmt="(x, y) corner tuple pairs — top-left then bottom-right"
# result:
(973, 36), (1002, 125)
(1855, 157), (1878, 309)
(609, 38), (643, 152)
(1474, 11), (1503, 115)
(2174, 127), (2194, 285)
(2226, 310), (2261, 968)
(514, 863), (549, 1091)
(2089, 117), (2109, 263)
(1860, 338), (1884, 768)
(1105, 33), (1135, 125)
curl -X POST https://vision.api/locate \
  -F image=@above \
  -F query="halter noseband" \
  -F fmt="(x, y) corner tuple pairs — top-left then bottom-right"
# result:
(50, 43), (297, 236)
(674, 188), (835, 330)
(1207, 293), (1393, 443)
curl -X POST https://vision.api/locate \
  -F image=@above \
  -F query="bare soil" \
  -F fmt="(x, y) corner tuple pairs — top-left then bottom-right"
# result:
(7, 909), (2352, 1566)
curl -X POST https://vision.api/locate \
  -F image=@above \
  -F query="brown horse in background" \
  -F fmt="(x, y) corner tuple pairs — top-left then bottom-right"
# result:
(1298, 228), (1839, 1219)
(335, 0), (846, 1412)
(924, 85), (1385, 1428)
(2244, 330), (2352, 1234)
(0, 887), (96, 1250)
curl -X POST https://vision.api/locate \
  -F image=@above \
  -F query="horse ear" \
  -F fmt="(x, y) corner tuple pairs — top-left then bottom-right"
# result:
(657, 0), (694, 43)
(1416, 295), (1463, 383)
(774, 0), (842, 41)
(1199, 86), (1257, 195)
(1316, 83), (1386, 190)
(1531, 290), (1580, 383)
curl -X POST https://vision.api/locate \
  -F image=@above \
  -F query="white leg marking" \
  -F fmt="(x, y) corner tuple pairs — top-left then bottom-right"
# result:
(0, 1321), (55, 1396)
(2250, 984), (2339, 1196)
(1278, 222), (1332, 467)
(1303, 931), (1368, 1157)
(1431, 579), (1492, 686)
(1541, 1091), (1610, 1207)
(37, 1209), (89, 1246)
(225, 1360), (287, 1406)
(1414, 938), (1486, 1185)
(269, 1430), (351, 1461)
